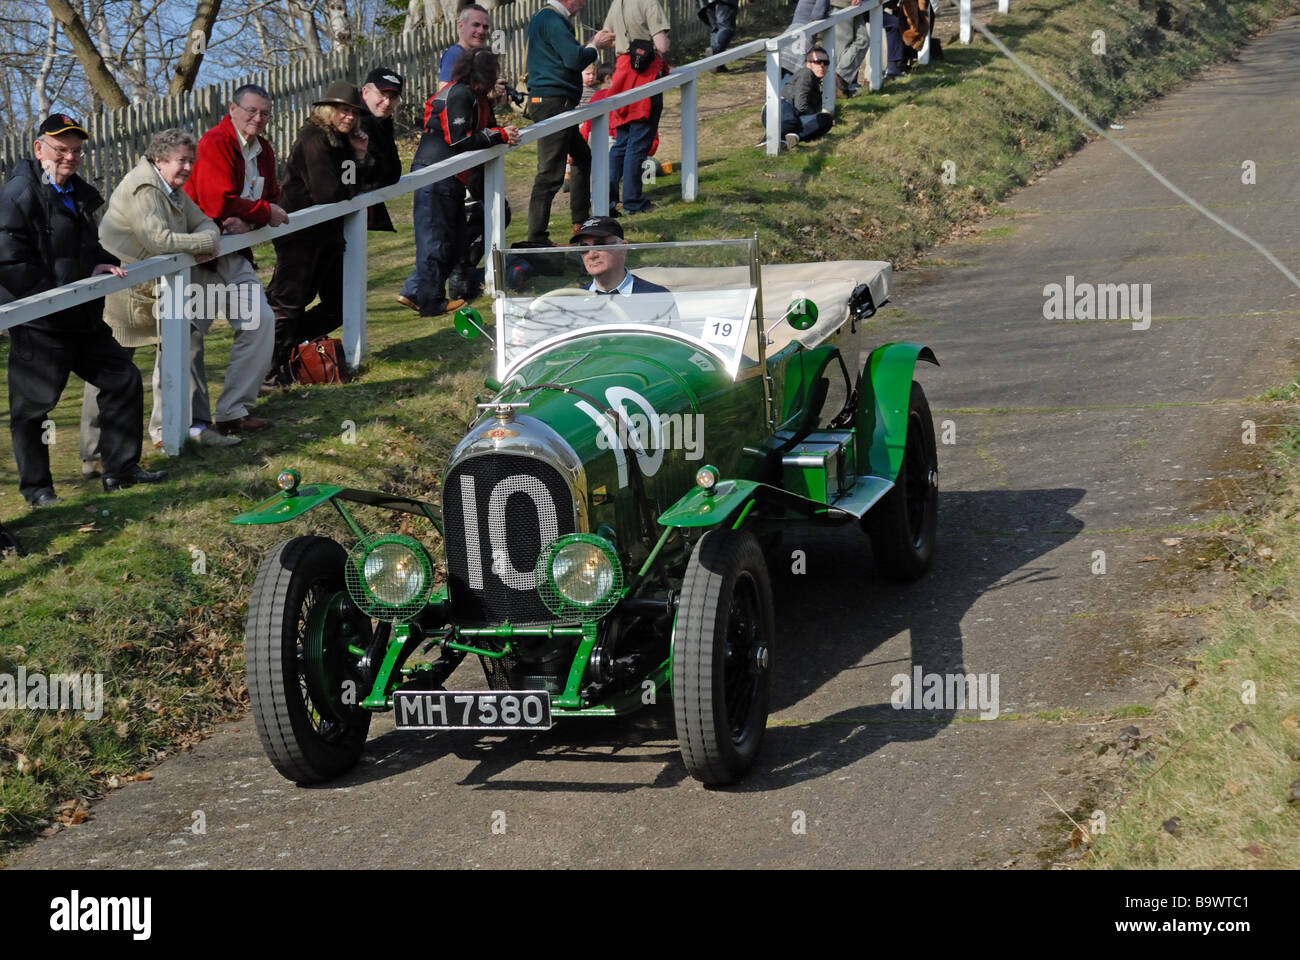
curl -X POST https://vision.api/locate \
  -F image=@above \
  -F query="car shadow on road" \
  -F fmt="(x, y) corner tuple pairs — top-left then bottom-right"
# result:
(743, 485), (1086, 790)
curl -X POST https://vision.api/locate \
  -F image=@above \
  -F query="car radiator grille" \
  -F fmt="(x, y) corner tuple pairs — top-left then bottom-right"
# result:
(443, 454), (577, 625)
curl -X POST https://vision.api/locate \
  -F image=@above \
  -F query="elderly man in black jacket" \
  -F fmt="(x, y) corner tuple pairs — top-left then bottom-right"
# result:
(0, 114), (166, 506)
(358, 67), (404, 232)
(759, 46), (834, 148)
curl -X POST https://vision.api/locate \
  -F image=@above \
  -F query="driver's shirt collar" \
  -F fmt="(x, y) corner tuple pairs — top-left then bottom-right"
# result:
(588, 270), (634, 296)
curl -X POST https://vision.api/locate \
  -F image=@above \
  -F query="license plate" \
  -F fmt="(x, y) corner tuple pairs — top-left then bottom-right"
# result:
(393, 690), (552, 731)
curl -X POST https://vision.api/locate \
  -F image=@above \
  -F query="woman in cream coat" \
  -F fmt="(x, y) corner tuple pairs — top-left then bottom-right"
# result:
(79, 128), (230, 474)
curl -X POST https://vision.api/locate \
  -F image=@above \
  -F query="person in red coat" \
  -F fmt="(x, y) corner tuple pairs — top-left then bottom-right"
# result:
(183, 83), (285, 433)
(607, 40), (668, 215)
(264, 82), (370, 383)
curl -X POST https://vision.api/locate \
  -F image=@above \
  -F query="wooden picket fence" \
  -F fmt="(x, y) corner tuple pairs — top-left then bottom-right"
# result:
(0, 0), (784, 193)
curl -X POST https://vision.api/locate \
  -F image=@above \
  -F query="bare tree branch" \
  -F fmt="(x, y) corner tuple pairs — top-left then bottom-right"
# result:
(44, 0), (130, 108)
(168, 0), (222, 93)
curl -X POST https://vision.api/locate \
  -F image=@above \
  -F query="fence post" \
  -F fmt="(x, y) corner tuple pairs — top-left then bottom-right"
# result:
(158, 267), (191, 457)
(590, 113), (610, 216)
(868, 4), (883, 91)
(483, 152), (507, 294)
(764, 39), (781, 155)
(680, 76), (698, 201)
(960, 0), (971, 43)
(998, 0), (1009, 12)
(341, 209), (368, 369)
(918, 32), (930, 66)
(819, 28), (835, 114)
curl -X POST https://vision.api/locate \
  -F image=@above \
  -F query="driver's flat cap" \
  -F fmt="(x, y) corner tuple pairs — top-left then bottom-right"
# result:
(572, 216), (623, 243)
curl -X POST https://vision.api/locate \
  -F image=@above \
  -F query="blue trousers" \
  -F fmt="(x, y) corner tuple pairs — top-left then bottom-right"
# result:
(702, 2), (737, 53)
(401, 174), (466, 315)
(761, 100), (833, 143)
(609, 96), (663, 212)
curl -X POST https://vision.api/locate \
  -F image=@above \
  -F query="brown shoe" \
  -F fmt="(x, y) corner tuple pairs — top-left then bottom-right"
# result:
(396, 294), (419, 312)
(835, 75), (851, 99)
(215, 415), (273, 435)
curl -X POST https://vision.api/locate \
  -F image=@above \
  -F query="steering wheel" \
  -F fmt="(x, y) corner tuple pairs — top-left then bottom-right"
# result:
(526, 286), (632, 325)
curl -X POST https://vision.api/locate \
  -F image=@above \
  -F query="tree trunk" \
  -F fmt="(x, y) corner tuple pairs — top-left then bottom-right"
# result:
(285, 0), (322, 55)
(35, 11), (59, 118)
(45, 0), (130, 109)
(169, 0), (223, 94)
(325, 0), (352, 51)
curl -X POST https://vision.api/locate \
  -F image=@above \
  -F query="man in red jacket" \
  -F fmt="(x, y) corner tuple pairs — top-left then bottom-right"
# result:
(182, 84), (284, 434)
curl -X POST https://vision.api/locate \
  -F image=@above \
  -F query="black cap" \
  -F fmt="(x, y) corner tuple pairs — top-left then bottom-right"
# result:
(572, 216), (624, 243)
(364, 68), (404, 95)
(38, 113), (90, 139)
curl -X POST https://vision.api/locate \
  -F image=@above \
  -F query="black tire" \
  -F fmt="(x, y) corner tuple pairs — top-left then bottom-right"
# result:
(672, 529), (775, 786)
(864, 381), (938, 580)
(246, 536), (371, 783)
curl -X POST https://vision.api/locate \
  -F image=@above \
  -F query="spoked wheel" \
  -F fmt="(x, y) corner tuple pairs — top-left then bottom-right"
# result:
(672, 529), (775, 786)
(864, 381), (938, 580)
(246, 536), (372, 783)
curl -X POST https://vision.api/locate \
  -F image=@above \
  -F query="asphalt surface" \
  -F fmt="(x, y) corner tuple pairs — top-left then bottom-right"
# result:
(12, 14), (1300, 870)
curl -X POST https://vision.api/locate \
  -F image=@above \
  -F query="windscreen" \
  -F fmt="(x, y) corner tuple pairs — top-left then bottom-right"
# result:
(494, 239), (758, 380)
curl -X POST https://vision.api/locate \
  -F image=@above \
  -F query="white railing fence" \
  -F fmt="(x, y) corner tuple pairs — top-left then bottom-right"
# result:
(0, 0), (1013, 458)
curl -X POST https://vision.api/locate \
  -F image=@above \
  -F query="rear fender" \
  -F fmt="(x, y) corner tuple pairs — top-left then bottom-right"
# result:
(856, 342), (939, 481)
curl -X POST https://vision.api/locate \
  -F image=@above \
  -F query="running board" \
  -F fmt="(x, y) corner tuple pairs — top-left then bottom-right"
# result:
(827, 476), (894, 519)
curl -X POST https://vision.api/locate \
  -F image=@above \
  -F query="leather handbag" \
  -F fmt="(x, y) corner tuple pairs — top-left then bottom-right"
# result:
(289, 337), (349, 385)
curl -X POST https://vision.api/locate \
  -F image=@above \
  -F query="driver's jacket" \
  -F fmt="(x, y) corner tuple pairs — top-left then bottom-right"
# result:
(412, 81), (508, 191)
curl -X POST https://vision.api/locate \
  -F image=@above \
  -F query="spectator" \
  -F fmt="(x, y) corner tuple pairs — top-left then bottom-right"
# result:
(265, 82), (369, 383)
(439, 5), (492, 84)
(404, 49), (520, 317)
(358, 67), (404, 232)
(184, 84), (284, 434)
(697, 0), (738, 70)
(779, 0), (830, 77)
(604, 0), (670, 57)
(759, 46), (834, 148)
(81, 128), (233, 470)
(888, 0), (933, 74)
(830, 0), (869, 96)
(0, 114), (166, 504)
(607, 39), (669, 215)
(439, 0), (511, 27)
(580, 64), (617, 142)
(524, 0), (614, 245)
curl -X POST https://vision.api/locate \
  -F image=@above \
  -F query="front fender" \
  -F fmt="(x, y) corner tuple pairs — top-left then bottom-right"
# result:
(231, 483), (442, 532)
(857, 342), (939, 481)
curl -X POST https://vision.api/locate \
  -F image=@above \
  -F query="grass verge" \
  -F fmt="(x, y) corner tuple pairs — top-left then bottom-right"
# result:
(1082, 376), (1300, 869)
(1, 0), (1296, 853)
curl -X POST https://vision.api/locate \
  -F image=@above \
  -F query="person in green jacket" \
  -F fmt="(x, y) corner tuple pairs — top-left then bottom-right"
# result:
(524, 0), (614, 245)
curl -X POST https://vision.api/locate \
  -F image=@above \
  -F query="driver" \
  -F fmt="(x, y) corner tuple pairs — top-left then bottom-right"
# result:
(572, 217), (669, 295)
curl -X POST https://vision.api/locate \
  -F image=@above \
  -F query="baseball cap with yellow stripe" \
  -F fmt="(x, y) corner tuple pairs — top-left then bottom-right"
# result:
(38, 114), (90, 139)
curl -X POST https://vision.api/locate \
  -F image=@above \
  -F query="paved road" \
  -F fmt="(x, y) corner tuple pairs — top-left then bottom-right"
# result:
(12, 15), (1300, 870)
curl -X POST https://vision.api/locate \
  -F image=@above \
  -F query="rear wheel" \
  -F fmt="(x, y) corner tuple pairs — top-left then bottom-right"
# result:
(672, 529), (775, 786)
(864, 381), (938, 580)
(246, 536), (372, 783)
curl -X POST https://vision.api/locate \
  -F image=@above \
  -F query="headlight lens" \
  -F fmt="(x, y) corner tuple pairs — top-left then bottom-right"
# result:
(535, 534), (625, 621)
(363, 541), (425, 605)
(346, 534), (435, 622)
(551, 540), (615, 605)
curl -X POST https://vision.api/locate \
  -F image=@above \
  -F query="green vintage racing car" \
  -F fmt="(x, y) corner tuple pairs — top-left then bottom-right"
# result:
(232, 237), (939, 786)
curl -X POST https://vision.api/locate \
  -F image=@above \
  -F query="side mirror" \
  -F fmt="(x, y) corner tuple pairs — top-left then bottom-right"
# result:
(785, 297), (818, 331)
(453, 306), (493, 344)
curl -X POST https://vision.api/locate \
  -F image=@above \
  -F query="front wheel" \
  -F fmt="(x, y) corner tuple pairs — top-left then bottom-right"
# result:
(246, 536), (372, 783)
(864, 380), (938, 580)
(672, 529), (775, 786)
